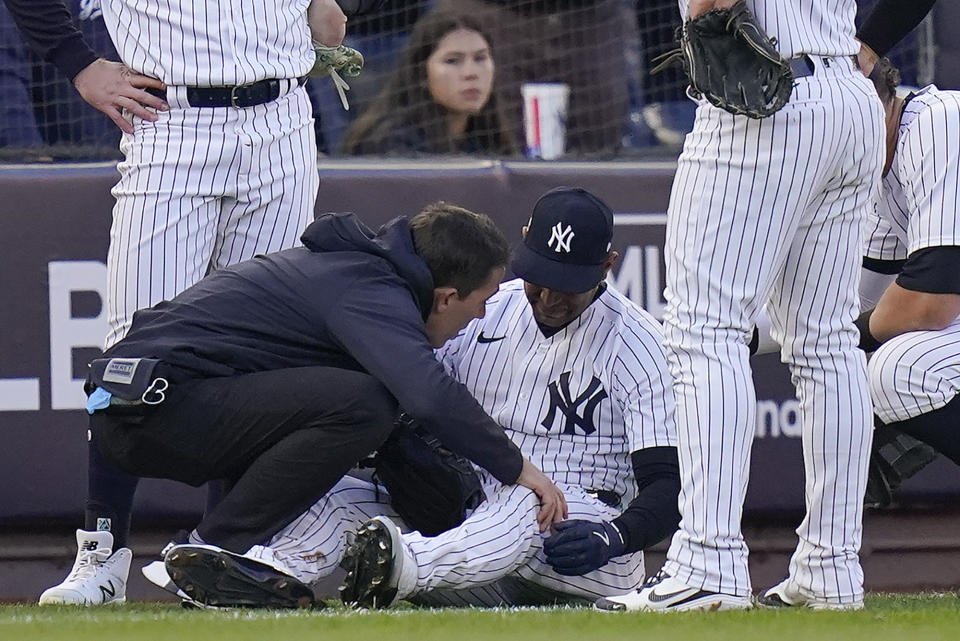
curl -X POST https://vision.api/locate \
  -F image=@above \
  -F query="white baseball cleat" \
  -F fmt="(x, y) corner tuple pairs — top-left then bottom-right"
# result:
(39, 529), (131, 606)
(757, 578), (864, 611)
(142, 560), (188, 599)
(142, 534), (191, 598)
(595, 570), (752, 612)
(163, 543), (316, 609)
(142, 560), (218, 610)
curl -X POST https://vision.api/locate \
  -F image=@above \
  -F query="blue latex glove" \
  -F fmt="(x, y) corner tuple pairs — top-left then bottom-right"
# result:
(543, 519), (625, 576)
(85, 387), (112, 414)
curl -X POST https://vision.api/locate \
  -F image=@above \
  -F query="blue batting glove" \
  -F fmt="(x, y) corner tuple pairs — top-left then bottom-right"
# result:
(543, 519), (625, 576)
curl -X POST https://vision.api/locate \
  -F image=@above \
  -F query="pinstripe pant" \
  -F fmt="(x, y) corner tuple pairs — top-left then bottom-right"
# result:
(661, 57), (884, 603)
(255, 473), (645, 605)
(868, 319), (960, 424)
(105, 84), (318, 347)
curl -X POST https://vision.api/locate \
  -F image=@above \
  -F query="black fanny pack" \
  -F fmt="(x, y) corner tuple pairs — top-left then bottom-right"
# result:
(86, 357), (169, 406)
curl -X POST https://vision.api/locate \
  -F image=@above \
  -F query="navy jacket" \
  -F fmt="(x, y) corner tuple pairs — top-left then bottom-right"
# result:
(104, 213), (523, 485)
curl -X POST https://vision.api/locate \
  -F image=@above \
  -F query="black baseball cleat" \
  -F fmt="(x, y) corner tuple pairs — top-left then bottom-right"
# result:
(339, 516), (404, 609)
(164, 544), (317, 609)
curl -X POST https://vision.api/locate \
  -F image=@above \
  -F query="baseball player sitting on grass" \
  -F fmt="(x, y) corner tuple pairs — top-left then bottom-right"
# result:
(154, 187), (681, 609)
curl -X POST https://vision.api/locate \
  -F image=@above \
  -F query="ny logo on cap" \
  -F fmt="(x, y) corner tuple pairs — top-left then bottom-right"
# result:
(547, 222), (575, 253)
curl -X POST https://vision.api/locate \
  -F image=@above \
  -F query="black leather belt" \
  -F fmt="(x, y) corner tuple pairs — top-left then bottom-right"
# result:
(790, 54), (859, 80)
(148, 76), (307, 108)
(587, 489), (621, 508)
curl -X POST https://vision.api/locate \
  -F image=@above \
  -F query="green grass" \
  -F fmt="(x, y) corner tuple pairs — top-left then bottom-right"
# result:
(2, 594), (959, 641)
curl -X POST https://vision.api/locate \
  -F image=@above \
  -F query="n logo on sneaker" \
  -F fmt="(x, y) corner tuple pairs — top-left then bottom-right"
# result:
(99, 580), (116, 601)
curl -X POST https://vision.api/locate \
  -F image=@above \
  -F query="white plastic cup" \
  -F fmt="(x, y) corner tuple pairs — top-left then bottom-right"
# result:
(521, 83), (570, 160)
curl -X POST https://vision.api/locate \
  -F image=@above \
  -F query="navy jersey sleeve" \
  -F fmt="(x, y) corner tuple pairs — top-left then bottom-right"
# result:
(325, 274), (524, 485)
(3, 0), (97, 80)
(896, 246), (960, 294)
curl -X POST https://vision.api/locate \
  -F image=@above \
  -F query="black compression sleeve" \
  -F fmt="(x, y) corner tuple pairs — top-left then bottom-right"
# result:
(611, 447), (681, 554)
(857, 0), (936, 56)
(3, 0), (97, 80)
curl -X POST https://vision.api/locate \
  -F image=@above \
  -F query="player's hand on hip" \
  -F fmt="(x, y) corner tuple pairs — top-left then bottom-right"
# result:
(73, 59), (168, 134)
(308, 0), (347, 47)
(543, 519), (625, 576)
(516, 458), (568, 531)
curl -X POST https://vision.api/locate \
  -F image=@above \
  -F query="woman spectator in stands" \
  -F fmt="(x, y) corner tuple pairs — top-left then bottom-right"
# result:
(340, 11), (517, 156)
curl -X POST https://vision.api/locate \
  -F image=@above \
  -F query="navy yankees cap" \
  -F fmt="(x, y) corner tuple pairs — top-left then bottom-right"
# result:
(511, 187), (614, 293)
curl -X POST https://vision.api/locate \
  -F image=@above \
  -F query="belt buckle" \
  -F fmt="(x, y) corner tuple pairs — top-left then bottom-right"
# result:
(230, 85), (243, 108)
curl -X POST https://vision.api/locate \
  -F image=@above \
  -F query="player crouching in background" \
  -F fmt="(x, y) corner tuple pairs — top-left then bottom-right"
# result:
(746, 57), (960, 604)
(848, 58), (960, 511)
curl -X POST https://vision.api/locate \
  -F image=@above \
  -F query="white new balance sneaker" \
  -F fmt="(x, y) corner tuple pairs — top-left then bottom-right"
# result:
(595, 570), (752, 612)
(39, 530), (132, 605)
(757, 578), (864, 611)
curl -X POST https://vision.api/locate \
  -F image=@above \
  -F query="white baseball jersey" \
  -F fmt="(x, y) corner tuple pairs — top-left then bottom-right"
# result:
(99, 0), (315, 86)
(437, 279), (675, 503)
(660, 0), (883, 606)
(865, 86), (960, 261)
(255, 280), (677, 603)
(863, 86), (960, 425)
(677, 0), (859, 58)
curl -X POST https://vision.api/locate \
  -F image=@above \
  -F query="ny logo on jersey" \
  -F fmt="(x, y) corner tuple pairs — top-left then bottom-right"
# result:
(547, 223), (575, 253)
(541, 372), (608, 435)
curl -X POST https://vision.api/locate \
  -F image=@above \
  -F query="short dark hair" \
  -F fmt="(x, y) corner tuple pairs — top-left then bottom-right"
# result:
(410, 202), (509, 297)
(869, 57), (900, 107)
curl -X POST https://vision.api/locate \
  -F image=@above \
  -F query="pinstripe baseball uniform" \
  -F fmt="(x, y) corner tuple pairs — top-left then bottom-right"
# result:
(250, 278), (676, 604)
(863, 86), (960, 426)
(658, 0), (885, 606)
(99, 0), (319, 346)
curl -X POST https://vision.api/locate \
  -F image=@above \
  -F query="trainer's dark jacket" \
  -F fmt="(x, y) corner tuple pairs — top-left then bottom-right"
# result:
(102, 213), (524, 485)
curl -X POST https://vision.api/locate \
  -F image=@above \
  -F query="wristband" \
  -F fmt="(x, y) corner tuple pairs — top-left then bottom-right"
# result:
(854, 309), (883, 353)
